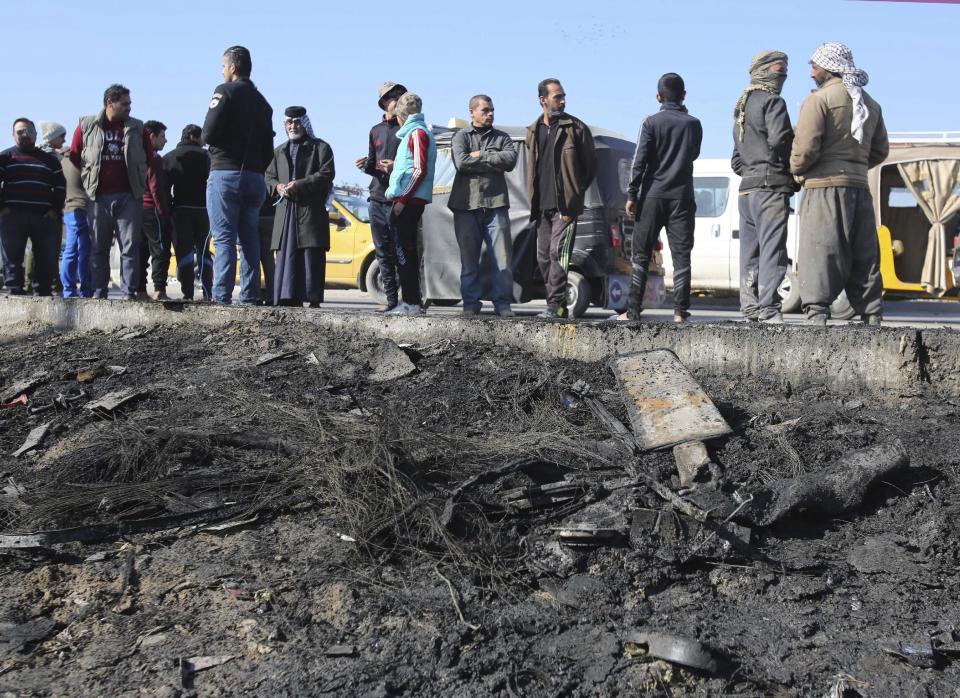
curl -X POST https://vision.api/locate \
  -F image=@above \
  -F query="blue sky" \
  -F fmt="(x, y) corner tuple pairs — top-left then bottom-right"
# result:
(4, 0), (957, 187)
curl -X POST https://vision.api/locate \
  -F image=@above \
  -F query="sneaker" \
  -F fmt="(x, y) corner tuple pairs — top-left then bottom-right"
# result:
(673, 312), (690, 324)
(743, 316), (760, 323)
(806, 314), (828, 327)
(760, 312), (784, 325)
(406, 303), (425, 316)
(462, 307), (481, 317)
(385, 303), (407, 315)
(538, 307), (566, 319)
(608, 312), (631, 322)
(862, 314), (882, 327)
(495, 309), (515, 319)
(154, 289), (170, 301)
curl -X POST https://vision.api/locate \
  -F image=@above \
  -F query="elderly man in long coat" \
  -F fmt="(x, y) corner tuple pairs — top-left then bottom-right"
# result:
(265, 106), (335, 307)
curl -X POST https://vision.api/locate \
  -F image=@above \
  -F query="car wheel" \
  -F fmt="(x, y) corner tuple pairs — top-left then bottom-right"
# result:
(364, 258), (387, 305)
(566, 271), (592, 318)
(830, 290), (856, 320)
(779, 270), (802, 314)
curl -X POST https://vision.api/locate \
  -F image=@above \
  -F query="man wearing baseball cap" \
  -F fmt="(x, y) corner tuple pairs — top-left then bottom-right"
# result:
(355, 81), (406, 311)
(790, 42), (889, 326)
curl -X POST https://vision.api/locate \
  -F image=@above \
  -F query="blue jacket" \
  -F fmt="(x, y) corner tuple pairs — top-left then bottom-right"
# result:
(386, 114), (436, 203)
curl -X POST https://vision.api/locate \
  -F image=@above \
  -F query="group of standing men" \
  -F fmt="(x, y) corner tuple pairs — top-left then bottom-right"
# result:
(1, 42), (889, 325)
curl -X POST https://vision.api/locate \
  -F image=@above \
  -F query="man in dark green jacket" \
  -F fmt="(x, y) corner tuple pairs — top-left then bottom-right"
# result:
(525, 78), (596, 318)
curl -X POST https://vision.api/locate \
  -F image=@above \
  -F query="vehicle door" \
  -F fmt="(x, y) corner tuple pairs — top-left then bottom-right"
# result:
(325, 199), (356, 284)
(691, 175), (734, 289)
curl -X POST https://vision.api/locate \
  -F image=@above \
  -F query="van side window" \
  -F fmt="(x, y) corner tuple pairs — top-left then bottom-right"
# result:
(617, 158), (631, 194)
(693, 177), (730, 218)
(433, 147), (455, 195)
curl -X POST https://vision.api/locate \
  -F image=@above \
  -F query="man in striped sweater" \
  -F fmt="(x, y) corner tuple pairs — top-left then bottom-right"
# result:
(0, 118), (66, 295)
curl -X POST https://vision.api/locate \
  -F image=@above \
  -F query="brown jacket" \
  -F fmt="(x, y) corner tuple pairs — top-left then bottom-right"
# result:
(790, 77), (889, 189)
(525, 113), (597, 219)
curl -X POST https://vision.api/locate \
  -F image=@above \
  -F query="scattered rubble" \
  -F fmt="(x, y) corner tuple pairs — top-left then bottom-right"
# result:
(0, 321), (956, 695)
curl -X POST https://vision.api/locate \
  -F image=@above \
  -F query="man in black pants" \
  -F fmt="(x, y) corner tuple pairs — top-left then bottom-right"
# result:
(163, 124), (212, 300)
(138, 120), (171, 299)
(355, 81), (405, 311)
(618, 73), (702, 323)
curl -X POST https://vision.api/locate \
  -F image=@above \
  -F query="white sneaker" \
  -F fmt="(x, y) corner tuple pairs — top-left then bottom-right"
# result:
(405, 303), (425, 315)
(385, 303), (408, 315)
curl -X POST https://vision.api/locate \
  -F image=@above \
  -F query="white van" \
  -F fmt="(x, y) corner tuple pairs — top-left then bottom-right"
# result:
(655, 158), (801, 312)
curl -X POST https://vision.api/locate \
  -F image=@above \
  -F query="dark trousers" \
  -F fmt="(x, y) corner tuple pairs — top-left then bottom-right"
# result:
(627, 197), (695, 318)
(0, 208), (59, 295)
(536, 210), (576, 311)
(390, 202), (425, 306)
(172, 207), (213, 300)
(738, 191), (790, 319)
(138, 207), (171, 293)
(368, 199), (400, 307)
(798, 186), (882, 319)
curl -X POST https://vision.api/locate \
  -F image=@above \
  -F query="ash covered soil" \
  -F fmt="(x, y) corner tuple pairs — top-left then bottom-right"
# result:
(0, 319), (959, 697)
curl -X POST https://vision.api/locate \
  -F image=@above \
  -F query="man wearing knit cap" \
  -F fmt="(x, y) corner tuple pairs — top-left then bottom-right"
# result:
(731, 50), (795, 324)
(791, 42), (889, 326)
(38, 122), (92, 298)
(355, 81), (406, 311)
(265, 106), (335, 307)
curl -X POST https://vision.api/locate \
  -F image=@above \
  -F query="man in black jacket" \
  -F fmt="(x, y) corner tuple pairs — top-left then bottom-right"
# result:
(355, 81), (405, 311)
(731, 50), (794, 324)
(619, 73), (703, 323)
(163, 124), (212, 300)
(265, 106), (335, 307)
(202, 45), (274, 305)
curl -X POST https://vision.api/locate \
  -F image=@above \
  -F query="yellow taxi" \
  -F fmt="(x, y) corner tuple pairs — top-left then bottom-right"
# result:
(325, 192), (377, 291)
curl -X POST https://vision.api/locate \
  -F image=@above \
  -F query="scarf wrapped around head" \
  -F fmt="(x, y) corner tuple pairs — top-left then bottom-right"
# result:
(810, 42), (870, 143)
(284, 105), (316, 140)
(734, 50), (788, 141)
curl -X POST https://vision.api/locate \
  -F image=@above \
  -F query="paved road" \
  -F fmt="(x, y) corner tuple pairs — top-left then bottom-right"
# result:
(269, 287), (960, 329)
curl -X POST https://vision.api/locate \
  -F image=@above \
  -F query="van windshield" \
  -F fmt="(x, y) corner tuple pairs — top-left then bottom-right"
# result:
(693, 177), (730, 218)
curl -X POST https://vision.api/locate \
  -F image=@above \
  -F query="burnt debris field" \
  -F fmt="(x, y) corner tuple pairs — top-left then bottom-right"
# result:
(0, 319), (958, 697)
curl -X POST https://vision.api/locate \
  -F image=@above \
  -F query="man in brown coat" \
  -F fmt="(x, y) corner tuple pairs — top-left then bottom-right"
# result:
(525, 79), (596, 318)
(790, 42), (889, 326)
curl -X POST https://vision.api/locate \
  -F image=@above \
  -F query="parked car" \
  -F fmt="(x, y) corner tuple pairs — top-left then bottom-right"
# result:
(359, 122), (652, 317)
(324, 191), (376, 291)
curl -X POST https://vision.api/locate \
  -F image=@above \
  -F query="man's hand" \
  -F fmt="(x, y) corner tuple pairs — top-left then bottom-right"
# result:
(625, 200), (637, 218)
(284, 180), (299, 197)
(355, 156), (368, 170)
(378, 159), (394, 174)
(45, 210), (60, 222)
(561, 214), (572, 225)
(469, 150), (481, 158)
(391, 200), (406, 218)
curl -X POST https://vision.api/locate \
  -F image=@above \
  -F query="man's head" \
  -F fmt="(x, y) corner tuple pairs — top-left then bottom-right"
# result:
(284, 106), (309, 141)
(656, 73), (685, 104)
(144, 120), (167, 151)
(395, 93), (422, 126)
(378, 82), (407, 116)
(809, 42), (867, 89)
(181, 124), (202, 144)
(538, 79), (565, 118)
(222, 46), (252, 83)
(37, 121), (66, 151)
(12, 118), (36, 149)
(103, 84), (132, 121)
(468, 95), (494, 128)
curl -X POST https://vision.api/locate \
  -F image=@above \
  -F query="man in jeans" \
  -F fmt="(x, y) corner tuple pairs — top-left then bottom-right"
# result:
(731, 50), (795, 324)
(449, 94), (518, 317)
(0, 118), (65, 295)
(70, 84), (151, 299)
(163, 124), (212, 301)
(618, 73), (703, 324)
(137, 120), (172, 300)
(355, 81), (406, 311)
(525, 79), (596, 318)
(202, 45), (274, 305)
(384, 93), (436, 315)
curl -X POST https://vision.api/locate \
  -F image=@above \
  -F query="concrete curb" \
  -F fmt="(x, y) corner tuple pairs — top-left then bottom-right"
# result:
(1, 296), (957, 398)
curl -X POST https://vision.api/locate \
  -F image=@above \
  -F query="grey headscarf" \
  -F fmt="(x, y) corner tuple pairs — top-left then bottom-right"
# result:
(810, 42), (870, 143)
(734, 51), (788, 141)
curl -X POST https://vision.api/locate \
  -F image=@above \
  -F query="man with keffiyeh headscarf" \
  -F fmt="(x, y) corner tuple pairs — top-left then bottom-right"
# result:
(731, 50), (795, 324)
(790, 42), (889, 326)
(265, 106), (335, 307)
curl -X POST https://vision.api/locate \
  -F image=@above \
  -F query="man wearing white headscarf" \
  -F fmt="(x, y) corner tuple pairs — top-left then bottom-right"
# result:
(790, 42), (889, 326)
